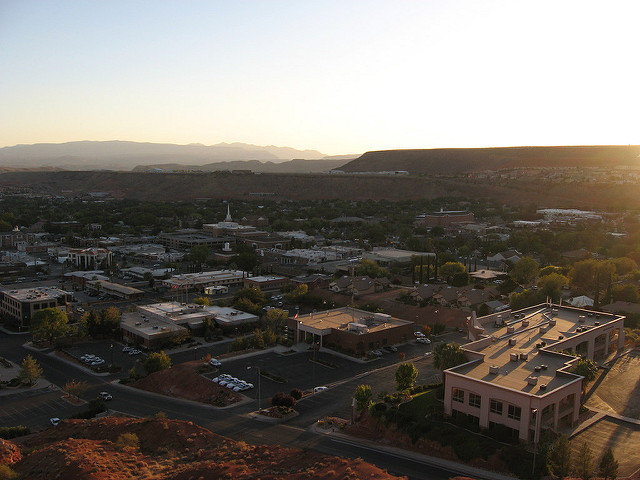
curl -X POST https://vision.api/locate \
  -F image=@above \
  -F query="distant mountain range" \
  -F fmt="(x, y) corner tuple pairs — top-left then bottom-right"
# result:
(0, 141), (358, 172)
(339, 145), (640, 174)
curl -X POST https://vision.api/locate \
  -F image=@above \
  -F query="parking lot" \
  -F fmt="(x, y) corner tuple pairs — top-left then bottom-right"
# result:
(197, 337), (442, 410)
(64, 342), (146, 375)
(0, 388), (85, 431)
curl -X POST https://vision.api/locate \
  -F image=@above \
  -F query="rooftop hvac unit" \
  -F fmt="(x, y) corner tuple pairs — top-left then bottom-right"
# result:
(594, 321), (600, 326)
(527, 376), (538, 385)
(549, 319), (556, 326)
(510, 353), (519, 362)
(539, 384), (547, 390)
(579, 316), (586, 323)
(507, 326), (515, 334)
(489, 365), (500, 374)
(539, 326), (548, 334)
(535, 365), (542, 372)
(540, 364), (548, 370)
(520, 353), (528, 361)
(522, 320), (529, 327)
(509, 338), (517, 346)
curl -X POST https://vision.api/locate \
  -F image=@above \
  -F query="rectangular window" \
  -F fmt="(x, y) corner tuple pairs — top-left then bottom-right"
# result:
(469, 393), (481, 408)
(508, 405), (522, 421)
(452, 388), (464, 403)
(490, 399), (503, 415)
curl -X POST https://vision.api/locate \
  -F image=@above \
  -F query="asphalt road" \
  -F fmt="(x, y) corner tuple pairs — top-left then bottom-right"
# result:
(0, 330), (469, 480)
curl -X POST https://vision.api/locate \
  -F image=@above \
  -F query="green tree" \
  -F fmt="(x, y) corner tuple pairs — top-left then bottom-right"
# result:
(537, 273), (568, 301)
(234, 287), (266, 306)
(611, 284), (640, 303)
(395, 362), (418, 391)
(143, 351), (172, 375)
(510, 289), (544, 310)
(356, 259), (388, 279)
(611, 257), (638, 275)
(548, 434), (572, 480)
(194, 296), (212, 306)
(433, 342), (467, 372)
(231, 244), (259, 272)
(439, 262), (466, 284)
(598, 447), (619, 480)
(511, 256), (539, 285)
(539, 265), (563, 277)
(18, 354), (43, 386)
(571, 358), (598, 383)
(234, 297), (262, 316)
(354, 384), (373, 410)
(189, 245), (210, 270)
(31, 308), (70, 344)
(574, 441), (594, 480)
(263, 327), (277, 345)
(285, 284), (309, 303)
(253, 328), (265, 349)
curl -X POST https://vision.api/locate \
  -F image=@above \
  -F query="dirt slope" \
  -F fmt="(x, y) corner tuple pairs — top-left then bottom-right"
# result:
(9, 417), (405, 480)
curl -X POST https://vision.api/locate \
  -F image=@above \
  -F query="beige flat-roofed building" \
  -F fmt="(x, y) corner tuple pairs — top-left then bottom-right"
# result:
(162, 270), (245, 291)
(444, 304), (625, 443)
(0, 286), (71, 330)
(288, 307), (414, 355)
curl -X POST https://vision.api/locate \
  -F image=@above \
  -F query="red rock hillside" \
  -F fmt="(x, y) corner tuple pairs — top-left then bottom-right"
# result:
(8, 417), (406, 480)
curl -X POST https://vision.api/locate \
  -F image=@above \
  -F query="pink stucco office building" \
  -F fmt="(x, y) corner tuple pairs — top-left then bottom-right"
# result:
(443, 303), (625, 443)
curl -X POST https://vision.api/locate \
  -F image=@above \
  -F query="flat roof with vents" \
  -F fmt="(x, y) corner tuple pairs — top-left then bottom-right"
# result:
(450, 304), (624, 395)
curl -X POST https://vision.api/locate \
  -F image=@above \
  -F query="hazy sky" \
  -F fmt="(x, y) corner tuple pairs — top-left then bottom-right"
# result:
(1, 0), (638, 155)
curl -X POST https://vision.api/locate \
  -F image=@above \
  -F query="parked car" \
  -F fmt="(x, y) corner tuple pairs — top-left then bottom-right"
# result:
(314, 386), (328, 392)
(207, 358), (222, 367)
(414, 332), (425, 338)
(98, 391), (112, 401)
(50, 417), (60, 426)
(417, 337), (431, 344)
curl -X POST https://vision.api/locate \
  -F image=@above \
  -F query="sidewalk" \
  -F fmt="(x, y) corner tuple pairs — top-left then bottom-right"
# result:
(0, 358), (57, 397)
(311, 422), (519, 480)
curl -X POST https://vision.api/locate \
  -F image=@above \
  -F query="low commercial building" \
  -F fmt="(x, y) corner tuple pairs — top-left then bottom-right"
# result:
(444, 304), (625, 443)
(0, 286), (72, 330)
(415, 209), (475, 228)
(161, 270), (246, 292)
(288, 307), (414, 355)
(121, 301), (259, 348)
(243, 275), (290, 292)
(363, 248), (434, 267)
(158, 230), (231, 250)
(85, 279), (144, 300)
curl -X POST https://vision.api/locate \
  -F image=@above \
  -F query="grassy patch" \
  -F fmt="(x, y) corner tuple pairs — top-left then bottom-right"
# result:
(399, 388), (441, 419)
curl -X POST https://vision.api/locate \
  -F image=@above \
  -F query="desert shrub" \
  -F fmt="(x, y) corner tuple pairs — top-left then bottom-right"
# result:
(271, 392), (296, 408)
(290, 388), (303, 400)
(369, 402), (388, 417)
(0, 465), (18, 480)
(0, 425), (30, 439)
(115, 432), (140, 450)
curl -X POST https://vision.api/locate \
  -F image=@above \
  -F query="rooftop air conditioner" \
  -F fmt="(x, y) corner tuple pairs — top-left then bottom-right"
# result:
(510, 353), (519, 362)
(489, 365), (499, 374)
(509, 338), (517, 346)
(527, 376), (538, 385)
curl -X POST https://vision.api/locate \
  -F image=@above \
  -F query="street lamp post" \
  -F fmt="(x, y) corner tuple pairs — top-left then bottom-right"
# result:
(110, 343), (114, 367)
(248, 366), (261, 410)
